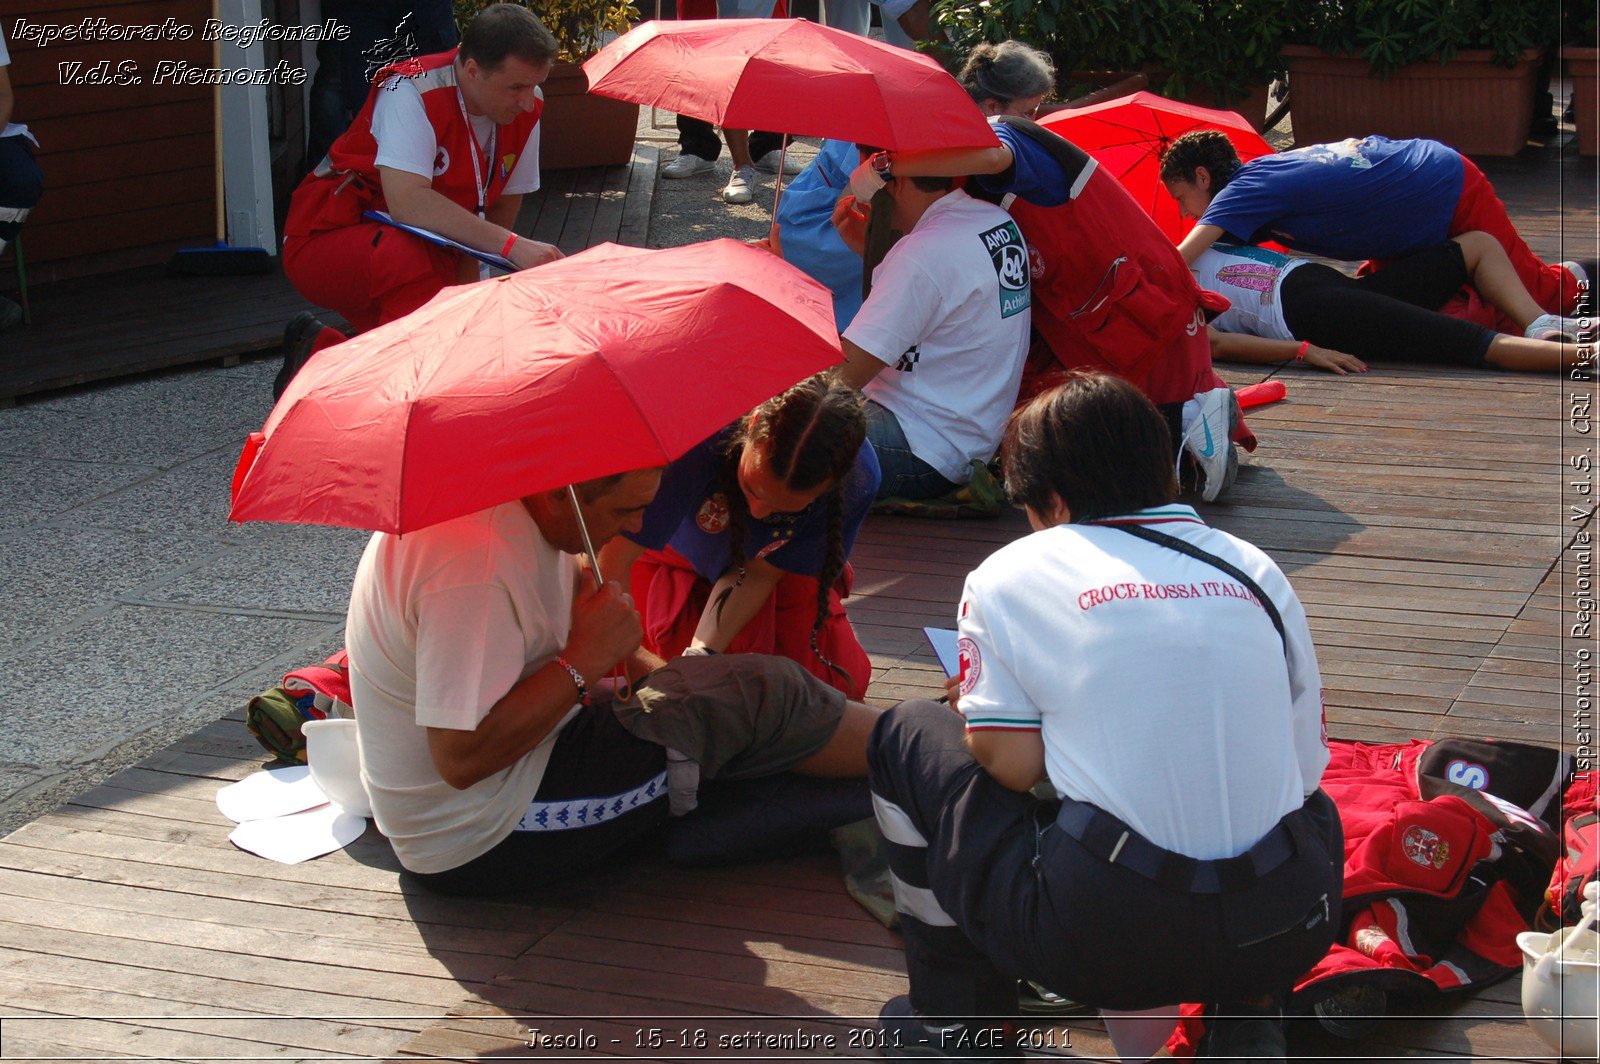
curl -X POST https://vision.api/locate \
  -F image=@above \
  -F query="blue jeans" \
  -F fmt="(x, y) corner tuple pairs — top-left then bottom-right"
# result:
(865, 401), (957, 500)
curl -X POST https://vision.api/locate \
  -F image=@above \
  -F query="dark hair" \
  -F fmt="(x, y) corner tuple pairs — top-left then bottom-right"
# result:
(575, 471), (628, 502)
(1000, 371), (1177, 523)
(907, 174), (954, 193)
(1158, 129), (1243, 190)
(715, 375), (867, 687)
(460, 4), (558, 70)
(957, 41), (1055, 109)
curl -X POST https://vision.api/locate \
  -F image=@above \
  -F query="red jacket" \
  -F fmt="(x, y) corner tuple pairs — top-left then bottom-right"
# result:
(285, 49), (542, 240)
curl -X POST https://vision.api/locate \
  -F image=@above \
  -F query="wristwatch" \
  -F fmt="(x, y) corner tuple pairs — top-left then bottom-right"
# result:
(869, 151), (894, 179)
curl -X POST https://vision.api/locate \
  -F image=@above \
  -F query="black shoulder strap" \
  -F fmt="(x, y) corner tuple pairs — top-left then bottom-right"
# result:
(1110, 524), (1287, 653)
(993, 115), (1095, 199)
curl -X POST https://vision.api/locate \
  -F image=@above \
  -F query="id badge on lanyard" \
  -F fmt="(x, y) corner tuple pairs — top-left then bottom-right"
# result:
(458, 87), (498, 280)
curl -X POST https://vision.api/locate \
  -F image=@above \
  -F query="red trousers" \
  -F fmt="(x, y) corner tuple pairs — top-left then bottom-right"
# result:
(630, 546), (872, 701)
(283, 222), (458, 333)
(1363, 155), (1580, 334)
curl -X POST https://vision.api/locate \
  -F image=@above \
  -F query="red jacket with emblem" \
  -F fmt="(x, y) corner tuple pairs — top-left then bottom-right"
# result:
(285, 49), (542, 240)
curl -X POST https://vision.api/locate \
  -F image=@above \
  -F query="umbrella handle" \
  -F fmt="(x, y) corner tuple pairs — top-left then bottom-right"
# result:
(566, 484), (636, 703)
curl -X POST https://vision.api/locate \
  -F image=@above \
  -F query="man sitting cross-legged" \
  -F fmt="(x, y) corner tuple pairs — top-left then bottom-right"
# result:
(345, 467), (881, 895)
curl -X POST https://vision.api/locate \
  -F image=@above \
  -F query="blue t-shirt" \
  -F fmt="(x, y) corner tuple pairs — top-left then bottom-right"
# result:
(973, 121), (1074, 207)
(1198, 136), (1464, 261)
(626, 426), (881, 580)
(776, 139), (867, 330)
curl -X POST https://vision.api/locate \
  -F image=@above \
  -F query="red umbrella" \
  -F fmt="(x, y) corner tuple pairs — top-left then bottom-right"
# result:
(1041, 91), (1274, 242)
(582, 18), (999, 153)
(229, 239), (842, 535)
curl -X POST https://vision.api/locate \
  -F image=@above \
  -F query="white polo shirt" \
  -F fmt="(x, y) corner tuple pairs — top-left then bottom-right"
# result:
(1191, 244), (1306, 342)
(957, 505), (1328, 860)
(843, 189), (1033, 481)
(371, 75), (543, 196)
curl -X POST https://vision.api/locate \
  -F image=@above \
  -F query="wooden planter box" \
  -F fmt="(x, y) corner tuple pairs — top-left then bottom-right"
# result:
(1062, 69), (1271, 129)
(537, 61), (640, 170)
(1282, 45), (1542, 155)
(1564, 46), (1599, 156)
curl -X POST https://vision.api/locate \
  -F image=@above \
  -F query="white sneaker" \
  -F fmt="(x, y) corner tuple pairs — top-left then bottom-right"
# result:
(1182, 387), (1240, 503)
(721, 165), (756, 204)
(662, 153), (715, 179)
(1561, 260), (1591, 290)
(1525, 312), (1592, 343)
(755, 149), (805, 176)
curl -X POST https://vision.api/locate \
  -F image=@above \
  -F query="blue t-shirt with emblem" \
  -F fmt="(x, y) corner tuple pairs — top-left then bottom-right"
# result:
(625, 427), (881, 580)
(1198, 136), (1464, 260)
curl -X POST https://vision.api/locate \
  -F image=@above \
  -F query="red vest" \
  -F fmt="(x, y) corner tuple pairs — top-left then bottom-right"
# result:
(285, 49), (543, 239)
(1009, 163), (1223, 405)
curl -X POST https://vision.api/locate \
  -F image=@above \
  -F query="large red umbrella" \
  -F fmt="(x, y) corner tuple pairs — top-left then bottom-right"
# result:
(1041, 91), (1274, 242)
(229, 239), (842, 535)
(582, 19), (999, 153)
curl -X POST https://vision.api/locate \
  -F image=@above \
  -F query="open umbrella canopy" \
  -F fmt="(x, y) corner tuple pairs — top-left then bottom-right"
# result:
(229, 239), (842, 535)
(1041, 92), (1274, 241)
(582, 19), (999, 152)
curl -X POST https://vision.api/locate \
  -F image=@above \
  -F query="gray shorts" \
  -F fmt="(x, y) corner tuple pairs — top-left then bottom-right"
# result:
(613, 653), (847, 779)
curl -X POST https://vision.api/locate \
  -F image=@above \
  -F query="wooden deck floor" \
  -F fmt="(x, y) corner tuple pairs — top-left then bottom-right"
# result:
(0, 139), (1595, 1059)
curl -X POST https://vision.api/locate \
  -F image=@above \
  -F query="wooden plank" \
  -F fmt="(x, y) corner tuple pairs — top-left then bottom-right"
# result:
(618, 144), (660, 247)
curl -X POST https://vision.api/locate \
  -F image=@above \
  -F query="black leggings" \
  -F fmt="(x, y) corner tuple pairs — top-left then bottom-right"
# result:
(1279, 243), (1497, 367)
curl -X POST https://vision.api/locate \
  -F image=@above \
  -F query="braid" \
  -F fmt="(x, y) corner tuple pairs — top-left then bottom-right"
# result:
(710, 445), (749, 623)
(810, 481), (854, 691)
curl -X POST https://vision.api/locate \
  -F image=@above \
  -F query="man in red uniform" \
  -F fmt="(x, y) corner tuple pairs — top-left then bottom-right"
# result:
(276, 4), (562, 397)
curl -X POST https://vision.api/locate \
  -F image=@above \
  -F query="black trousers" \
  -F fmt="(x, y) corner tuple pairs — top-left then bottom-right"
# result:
(867, 701), (1343, 1016)
(1280, 243), (1496, 367)
(677, 115), (783, 163)
(0, 136), (43, 248)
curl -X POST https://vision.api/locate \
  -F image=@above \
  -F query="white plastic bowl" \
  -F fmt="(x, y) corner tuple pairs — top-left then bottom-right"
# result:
(1518, 927), (1600, 1060)
(302, 718), (372, 818)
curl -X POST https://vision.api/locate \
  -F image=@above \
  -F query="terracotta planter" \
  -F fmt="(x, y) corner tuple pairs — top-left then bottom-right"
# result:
(537, 61), (640, 170)
(1281, 45), (1541, 156)
(1564, 46), (1599, 156)
(1158, 78), (1273, 131)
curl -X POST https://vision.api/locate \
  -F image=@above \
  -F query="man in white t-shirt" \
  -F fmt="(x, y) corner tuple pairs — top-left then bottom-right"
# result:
(0, 23), (43, 332)
(276, 5), (562, 396)
(347, 468), (882, 895)
(865, 373), (1340, 1061)
(835, 154), (1032, 501)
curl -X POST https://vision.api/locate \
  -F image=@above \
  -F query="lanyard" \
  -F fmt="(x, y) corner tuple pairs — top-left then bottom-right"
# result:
(455, 86), (496, 218)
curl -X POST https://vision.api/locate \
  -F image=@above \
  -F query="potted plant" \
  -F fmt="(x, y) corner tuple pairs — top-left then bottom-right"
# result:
(455, 0), (642, 168)
(932, 0), (1284, 128)
(1278, 0), (1556, 155)
(1561, 6), (1598, 156)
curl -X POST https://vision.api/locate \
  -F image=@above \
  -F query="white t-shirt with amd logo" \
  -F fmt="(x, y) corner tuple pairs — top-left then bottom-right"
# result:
(843, 189), (1032, 482)
(956, 505), (1328, 861)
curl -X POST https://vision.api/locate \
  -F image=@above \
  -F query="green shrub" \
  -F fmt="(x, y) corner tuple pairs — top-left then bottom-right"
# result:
(454, 0), (639, 62)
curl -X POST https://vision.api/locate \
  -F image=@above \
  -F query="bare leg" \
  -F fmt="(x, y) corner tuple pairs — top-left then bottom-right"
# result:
(722, 128), (755, 169)
(1483, 335), (1578, 373)
(1454, 231), (1545, 331)
(792, 699), (882, 777)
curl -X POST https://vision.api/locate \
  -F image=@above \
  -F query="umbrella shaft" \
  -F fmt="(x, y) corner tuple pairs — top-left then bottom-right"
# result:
(567, 483), (606, 591)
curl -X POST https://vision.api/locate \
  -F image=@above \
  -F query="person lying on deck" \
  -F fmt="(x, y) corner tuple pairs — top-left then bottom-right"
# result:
(343, 466), (882, 896)
(866, 371), (1340, 1062)
(1196, 233), (1588, 376)
(597, 376), (880, 701)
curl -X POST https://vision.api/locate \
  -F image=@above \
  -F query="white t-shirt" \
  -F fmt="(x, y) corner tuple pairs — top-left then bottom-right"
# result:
(345, 501), (581, 874)
(371, 75), (542, 197)
(957, 504), (1328, 861)
(843, 189), (1033, 481)
(0, 27), (35, 144)
(1191, 244), (1306, 342)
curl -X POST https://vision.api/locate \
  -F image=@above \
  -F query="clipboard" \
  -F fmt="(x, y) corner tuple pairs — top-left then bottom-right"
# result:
(363, 210), (517, 272)
(922, 627), (961, 679)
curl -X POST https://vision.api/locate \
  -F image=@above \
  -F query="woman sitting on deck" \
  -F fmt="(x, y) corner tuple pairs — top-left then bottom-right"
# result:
(1195, 232), (1586, 376)
(598, 375), (879, 700)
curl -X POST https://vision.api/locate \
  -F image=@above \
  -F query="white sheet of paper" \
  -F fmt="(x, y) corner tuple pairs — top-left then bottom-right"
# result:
(216, 765), (327, 823)
(228, 804), (366, 864)
(923, 626), (961, 678)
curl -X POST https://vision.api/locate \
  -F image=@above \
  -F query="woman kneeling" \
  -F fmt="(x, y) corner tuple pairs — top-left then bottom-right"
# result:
(869, 372), (1341, 1061)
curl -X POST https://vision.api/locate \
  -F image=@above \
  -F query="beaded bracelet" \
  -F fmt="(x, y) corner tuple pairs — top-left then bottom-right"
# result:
(553, 655), (587, 703)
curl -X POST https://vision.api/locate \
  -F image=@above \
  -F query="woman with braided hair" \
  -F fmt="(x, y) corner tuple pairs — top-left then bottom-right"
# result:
(597, 375), (880, 700)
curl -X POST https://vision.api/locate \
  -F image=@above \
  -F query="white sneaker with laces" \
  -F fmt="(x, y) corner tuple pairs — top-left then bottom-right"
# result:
(1525, 312), (1592, 343)
(721, 165), (756, 204)
(1182, 386), (1240, 503)
(755, 149), (805, 176)
(662, 153), (715, 179)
